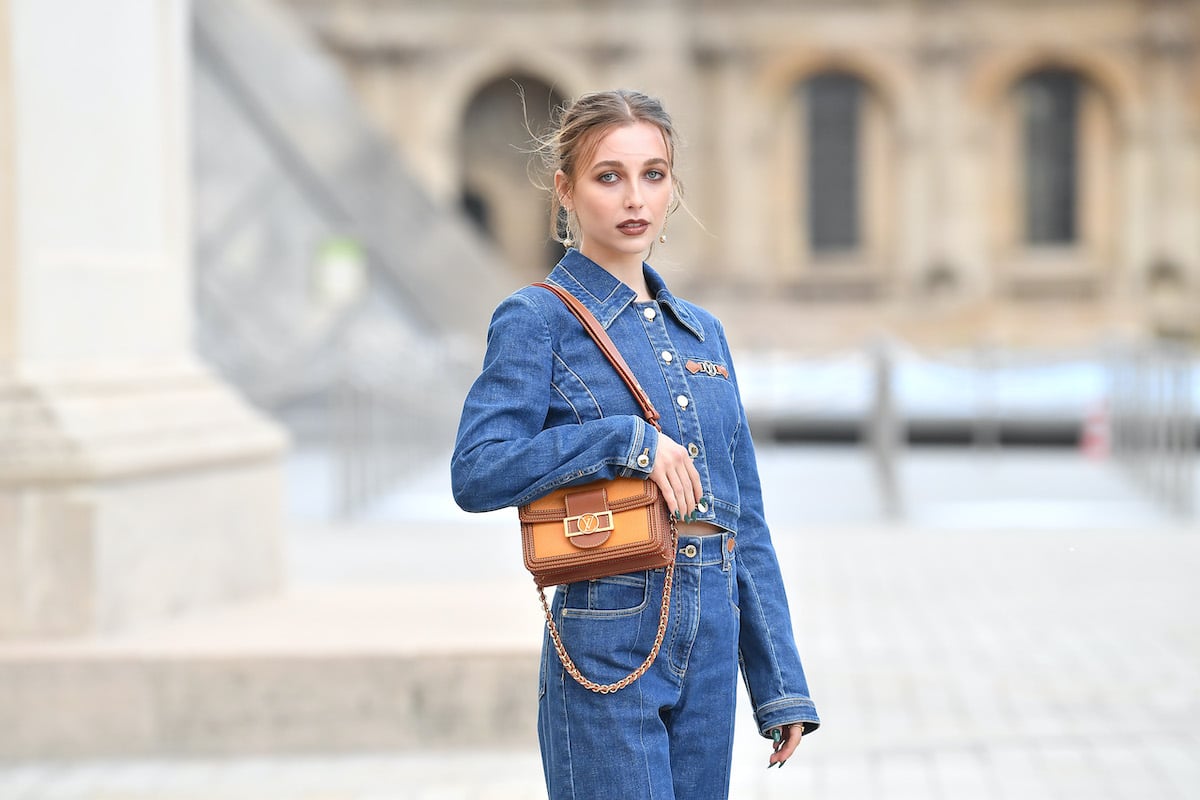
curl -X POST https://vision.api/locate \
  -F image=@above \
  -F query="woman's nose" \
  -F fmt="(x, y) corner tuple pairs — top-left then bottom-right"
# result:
(625, 183), (644, 208)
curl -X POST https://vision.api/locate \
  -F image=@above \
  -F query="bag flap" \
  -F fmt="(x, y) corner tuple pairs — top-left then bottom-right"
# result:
(518, 478), (660, 522)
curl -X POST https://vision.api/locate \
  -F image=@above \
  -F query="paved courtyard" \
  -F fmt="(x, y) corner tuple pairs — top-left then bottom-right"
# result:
(1, 446), (1196, 799)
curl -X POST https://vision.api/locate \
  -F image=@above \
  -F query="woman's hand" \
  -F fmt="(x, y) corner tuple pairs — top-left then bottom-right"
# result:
(767, 724), (803, 768)
(648, 433), (703, 520)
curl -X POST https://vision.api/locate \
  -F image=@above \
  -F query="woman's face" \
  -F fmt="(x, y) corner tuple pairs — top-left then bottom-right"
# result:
(558, 121), (673, 272)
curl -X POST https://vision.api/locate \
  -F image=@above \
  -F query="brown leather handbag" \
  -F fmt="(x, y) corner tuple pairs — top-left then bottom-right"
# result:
(518, 282), (677, 693)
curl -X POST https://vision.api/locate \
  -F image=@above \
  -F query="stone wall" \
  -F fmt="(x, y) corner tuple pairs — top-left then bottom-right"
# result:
(284, 0), (1200, 350)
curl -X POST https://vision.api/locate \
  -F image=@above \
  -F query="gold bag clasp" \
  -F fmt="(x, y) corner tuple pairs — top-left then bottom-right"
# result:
(563, 510), (614, 538)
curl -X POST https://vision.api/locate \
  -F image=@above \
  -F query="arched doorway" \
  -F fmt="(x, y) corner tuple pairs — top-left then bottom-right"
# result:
(460, 75), (567, 279)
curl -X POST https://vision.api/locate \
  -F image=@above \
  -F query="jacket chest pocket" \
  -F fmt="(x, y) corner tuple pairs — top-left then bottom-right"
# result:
(547, 354), (602, 424)
(547, 353), (641, 425)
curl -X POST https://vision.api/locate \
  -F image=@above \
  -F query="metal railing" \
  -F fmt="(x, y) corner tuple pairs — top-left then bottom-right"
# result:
(331, 378), (441, 519)
(1109, 339), (1198, 518)
(857, 337), (1199, 522)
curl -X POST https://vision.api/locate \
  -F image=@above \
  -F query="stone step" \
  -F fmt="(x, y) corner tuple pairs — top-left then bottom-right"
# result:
(0, 584), (543, 758)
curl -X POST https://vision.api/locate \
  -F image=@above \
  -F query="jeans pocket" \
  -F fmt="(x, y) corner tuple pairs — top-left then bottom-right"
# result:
(562, 571), (650, 618)
(727, 561), (741, 615)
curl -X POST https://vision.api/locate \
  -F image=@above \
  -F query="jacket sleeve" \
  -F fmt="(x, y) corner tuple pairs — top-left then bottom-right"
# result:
(718, 322), (821, 737)
(451, 292), (659, 512)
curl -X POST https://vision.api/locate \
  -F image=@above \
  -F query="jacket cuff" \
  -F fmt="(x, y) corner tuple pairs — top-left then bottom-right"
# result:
(622, 417), (658, 477)
(754, 696), (821, 738)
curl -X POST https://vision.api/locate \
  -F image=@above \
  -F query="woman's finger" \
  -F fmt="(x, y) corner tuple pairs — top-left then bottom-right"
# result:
(767, 725), (803, 767)
(676, 469), (691, 518)
(657, 474), (681, 517)
(648, 435), (699, 518)
(685, 457), (703, 511)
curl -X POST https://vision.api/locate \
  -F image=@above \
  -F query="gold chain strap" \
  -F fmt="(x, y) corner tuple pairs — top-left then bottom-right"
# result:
(537, 523), (678, 694)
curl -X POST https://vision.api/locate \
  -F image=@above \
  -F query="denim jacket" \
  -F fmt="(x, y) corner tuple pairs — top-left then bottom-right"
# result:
(451, 249), (820, 737)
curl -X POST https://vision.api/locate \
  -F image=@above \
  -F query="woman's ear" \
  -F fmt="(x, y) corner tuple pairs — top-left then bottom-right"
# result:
(554, 169), (573, 211)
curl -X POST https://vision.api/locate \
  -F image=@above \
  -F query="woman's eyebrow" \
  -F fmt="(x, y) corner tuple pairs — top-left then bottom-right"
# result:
(591, 158), (669, 170)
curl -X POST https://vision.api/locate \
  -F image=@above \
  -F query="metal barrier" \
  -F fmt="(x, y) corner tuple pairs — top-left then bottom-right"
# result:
(1109, 339), (1198, 518)
(868, 337), (903, 519)
(330, 362), (466, 519)
(868, 337), (1198, 521)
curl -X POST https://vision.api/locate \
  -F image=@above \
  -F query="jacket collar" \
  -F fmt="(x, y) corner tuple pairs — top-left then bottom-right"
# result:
(546, 249), (705, 341)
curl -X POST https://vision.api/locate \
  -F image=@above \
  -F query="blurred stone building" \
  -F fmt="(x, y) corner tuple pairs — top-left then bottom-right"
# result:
(285, 0), (1200, 352)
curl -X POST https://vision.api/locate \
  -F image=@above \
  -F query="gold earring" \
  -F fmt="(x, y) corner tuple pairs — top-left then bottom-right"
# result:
(659, 226), (668, 245)
(561, 209), (575, 248)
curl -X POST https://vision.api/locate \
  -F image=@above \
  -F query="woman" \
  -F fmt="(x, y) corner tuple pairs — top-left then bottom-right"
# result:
(451, 89), (819, 799)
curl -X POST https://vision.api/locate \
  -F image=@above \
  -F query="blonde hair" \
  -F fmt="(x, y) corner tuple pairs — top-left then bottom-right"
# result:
(532, 89), (683, 249)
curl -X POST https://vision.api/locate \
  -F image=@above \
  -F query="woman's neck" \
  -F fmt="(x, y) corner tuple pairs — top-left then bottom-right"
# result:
(601, 259), (652, 302)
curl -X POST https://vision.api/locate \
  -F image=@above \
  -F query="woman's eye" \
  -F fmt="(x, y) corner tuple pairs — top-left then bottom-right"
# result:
(598, 172), (618, 183)
(646, 170), (664, 180)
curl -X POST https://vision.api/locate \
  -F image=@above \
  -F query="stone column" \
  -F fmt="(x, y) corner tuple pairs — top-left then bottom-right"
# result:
(709, 46), (764, 291)
(0, 0), (286, 637)
(912, 11), (977, 302)
(1147, 13), (1200, 281)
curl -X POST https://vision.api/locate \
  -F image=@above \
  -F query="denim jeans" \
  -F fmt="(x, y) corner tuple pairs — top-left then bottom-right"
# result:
(538, 532), (741, 800)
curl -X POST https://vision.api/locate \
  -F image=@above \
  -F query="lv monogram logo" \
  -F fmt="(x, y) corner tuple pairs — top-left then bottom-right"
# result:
(563, 509), (615, 539)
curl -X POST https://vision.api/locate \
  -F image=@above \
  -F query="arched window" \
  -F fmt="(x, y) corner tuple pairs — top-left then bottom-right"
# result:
(990, 63), (1118, 297)
(804, 71), (863, 253)
(1017, 69), (1081, 245)
(773, 67), (892, 290)
(460, 75), (565, 276)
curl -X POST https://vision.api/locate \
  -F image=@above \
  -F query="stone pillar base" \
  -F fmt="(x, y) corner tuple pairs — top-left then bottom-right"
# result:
(0, 362), (287, 638)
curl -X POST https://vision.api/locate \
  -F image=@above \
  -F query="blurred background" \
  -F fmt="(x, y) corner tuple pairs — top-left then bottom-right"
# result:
(1, 0), (1198, 798)
(199, 0), (1200, 522)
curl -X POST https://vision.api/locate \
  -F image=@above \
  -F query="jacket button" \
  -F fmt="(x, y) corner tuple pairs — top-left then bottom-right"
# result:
(643, 307), (657, 321)
(696, 498), (709, 513)
(687, 442), (699, 457)
(661, 350), (673, 363)
(676, 395), (689, 409)
(636, 453), (650, 468)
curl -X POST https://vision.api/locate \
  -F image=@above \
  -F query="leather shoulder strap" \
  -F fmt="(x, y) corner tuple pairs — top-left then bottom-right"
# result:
(533, 282), (661, 431)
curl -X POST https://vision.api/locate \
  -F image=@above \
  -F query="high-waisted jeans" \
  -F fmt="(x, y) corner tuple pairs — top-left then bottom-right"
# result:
(538, 531), (740, 800)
